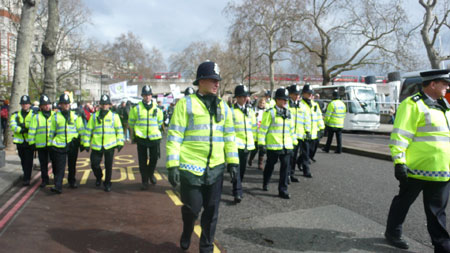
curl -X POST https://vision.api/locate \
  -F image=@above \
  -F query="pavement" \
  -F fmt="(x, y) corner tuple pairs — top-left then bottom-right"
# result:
(0, 124), (394, 203)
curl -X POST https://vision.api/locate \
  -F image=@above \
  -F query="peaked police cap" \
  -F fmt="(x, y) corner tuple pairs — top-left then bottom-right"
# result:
(420, 69), (450, 82)
(20, 95), (31, 104)
(193, 61), (221, 86)
(39, 94), (51, 105)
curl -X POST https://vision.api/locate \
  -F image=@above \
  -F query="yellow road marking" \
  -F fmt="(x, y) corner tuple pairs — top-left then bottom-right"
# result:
(154, 171), (162, 180)
(194, 225), (221, 253)
(166, 190), (183, 206)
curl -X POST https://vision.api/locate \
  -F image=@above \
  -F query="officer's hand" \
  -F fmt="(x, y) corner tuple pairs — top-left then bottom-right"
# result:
(132, 136), (137, 144)
(85, 147), (90, 153)
(168, 167), (180, 187)
(117, 145), (123, 153)
(394, 164), (409, 183)
(30, 144), (36, 151)
(258, 145), (266, 153)
(79, 145), (85, 152)
(305, 132), (311, 140)
(227, 164), (239, 183)
(318, 130), (324, 139)
(20, 127), (28, 134)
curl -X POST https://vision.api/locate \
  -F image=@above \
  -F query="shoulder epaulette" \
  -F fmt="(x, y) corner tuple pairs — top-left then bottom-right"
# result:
(411, 94), (422, 102)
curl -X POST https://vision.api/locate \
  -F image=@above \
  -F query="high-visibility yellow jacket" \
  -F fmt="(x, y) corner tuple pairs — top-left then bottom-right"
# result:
(50, 110), (86, 148)
(85, 110), (124, 151)
(258, 106), (297, 150)
(166, 94), (239, 176)
(9, 110), (33, 144)
(28, 111), (54, 148)
(265, 99), (275, 109)
(231, 104), (256, 151)
(288, 99), (304, 140)
(389, 92), (450, 181)
(128, 101), (163, 140)
(325, 99), (346, 128)
(301, 99), (325, 140)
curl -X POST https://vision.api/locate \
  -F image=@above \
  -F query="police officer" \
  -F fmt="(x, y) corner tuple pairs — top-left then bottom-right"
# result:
(322, 90), (346, 154)
(385, 69), (450, 251)
(309, 93), (325, 162)
(287, 84), (303, 183)
(128, 85), (164, 190)
(86, 94), (124, 192)
(184, 87), (195, 96)
(166, 61), (239, 252)
(298, 84), (323, 177)
(264, 90), (275, 109)
(259, 87), (296, 199)
(10, 95), (34, 186)
(49, 94), (86, 194)
(28, 94), (54, 188)
(231, 84), (256, 203)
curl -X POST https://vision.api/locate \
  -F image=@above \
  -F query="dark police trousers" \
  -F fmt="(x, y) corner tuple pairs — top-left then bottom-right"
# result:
(323, 126), (342, 153)
(290, 141), (302, 176)
(386, 178), (450, 252)
(17, 143), (34, 182)
(137, 142), (159, 184)
(310, 138), (320, 160)
(263, 150), (290, 194)
(298, 139), (312, 176)
(90, 148), (115, 186)
(51, 141), (79, 190)
(232, 149), (249, 198)
(37, 147), (51, 183)
(180, 174), (223, 253)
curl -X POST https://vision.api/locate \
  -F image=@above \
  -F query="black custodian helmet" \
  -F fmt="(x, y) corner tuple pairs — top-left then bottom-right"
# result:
(274, 87), (289, 100)
(99, 94), (112, 105)
(234, 85), (249, 97)
(58, 93), (71, 104)
(184, 87), (195, 96)
(20, 95), (31, 104)
(39, 94), (51, 105)
(288, 84), (301, 95)
(193, 61), (221, 86)
(141, 85), (153, 95)
(302, 84), (314, 94)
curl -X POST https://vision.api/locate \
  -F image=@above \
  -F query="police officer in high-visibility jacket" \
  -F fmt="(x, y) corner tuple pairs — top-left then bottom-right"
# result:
(10, 95), (34, 186)
(166, 61), (239, 252)
(264, 90), (275, 109)
(385, 69), (450, 251)
(231, 84), (256, 203)
(298, 84), (323, 177)
(28, 94), (54, 188)
(322, 90), (346, 153)
(49, 94), (86, 194)
(259, 87), (297, 199)
(309, 93), (325, 161)
(128, 85), (163, 190)
(86, 94), (124, 192)
(287, 84), (303, 183)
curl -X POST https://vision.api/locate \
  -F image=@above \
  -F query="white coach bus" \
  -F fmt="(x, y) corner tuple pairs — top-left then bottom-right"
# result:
(313, 82), (380, 130)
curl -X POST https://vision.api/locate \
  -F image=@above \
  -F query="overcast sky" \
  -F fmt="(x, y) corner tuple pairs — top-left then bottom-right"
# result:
(82, 0), (231, 63)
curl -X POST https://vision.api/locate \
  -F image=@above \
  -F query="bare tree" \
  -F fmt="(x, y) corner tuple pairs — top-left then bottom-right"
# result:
(290, 0), (406, 85)
(41, 0), (59, 100)
(225, 0), (294, 93)
(7, 0), (41, 148)
(419, 0), (450, 68)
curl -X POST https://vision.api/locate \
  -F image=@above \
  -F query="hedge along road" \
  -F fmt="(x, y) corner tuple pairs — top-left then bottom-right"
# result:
(0, 142), (221, 253)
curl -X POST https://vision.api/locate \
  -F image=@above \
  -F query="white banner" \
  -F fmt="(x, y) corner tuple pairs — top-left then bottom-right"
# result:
(127, 85), (138, 97)
(170, 84), (182, 99)
(109, 81), (127, 98)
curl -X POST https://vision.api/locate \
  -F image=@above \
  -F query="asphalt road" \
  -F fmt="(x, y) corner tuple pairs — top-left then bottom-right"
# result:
(342, 132), (390, 146)
(0, 133), (441, 252)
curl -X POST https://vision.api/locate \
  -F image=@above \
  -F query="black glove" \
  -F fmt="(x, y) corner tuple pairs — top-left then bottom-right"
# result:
(132, 135), (137, 144)
(395, 164), (409, 183)
(85, 147), (90, 153)
(30, 144), (36, 151)
(258, 145), (266, 153)
(79, 145), (85, 152)
(20, 127), (28, 134)
(168, 167), (180, 187)
(227, 163), (239, 183)
(117, 145), (123, 152)
(318, 130), (324, 139)
(305, 132), (311, 140)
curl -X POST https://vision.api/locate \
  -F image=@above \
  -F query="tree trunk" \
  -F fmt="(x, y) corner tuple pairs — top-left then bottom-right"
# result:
(321, 57), (330, 86)
(6, 0), (41, 149)
(420, 0), (441, 69)
(42, 0), (59, 101)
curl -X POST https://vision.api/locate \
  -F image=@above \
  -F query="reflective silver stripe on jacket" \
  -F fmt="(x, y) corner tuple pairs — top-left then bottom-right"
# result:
(412, 136), (450, 142)
(389, 139), (409, 148)
(392, 128), (414, 139)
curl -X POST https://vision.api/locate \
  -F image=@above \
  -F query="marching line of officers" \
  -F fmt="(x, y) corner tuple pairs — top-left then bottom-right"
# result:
(9, 60), (348, 253)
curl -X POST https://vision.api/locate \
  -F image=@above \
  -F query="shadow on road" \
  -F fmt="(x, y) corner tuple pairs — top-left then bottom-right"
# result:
(48, 228), (182, 253)
(223, 227), (415, 253)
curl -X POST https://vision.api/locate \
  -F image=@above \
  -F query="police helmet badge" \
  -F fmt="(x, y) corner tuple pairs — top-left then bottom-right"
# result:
(243, 85), (248, 92)
(145, 86), (150, 92)
(43, 96), (48, 102)
(214, 63), (220, 75)
(64, 94), (69, 101)
(102, 95), (107, 101)
(285, 89), (289, 96)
